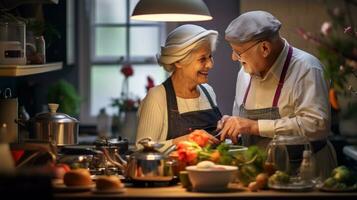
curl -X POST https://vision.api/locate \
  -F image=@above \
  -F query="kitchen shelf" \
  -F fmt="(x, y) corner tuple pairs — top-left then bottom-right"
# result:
(0, 62), (63, 77)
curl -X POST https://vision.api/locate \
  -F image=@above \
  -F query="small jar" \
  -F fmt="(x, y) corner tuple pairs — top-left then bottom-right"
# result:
(26, 34), (46, 64)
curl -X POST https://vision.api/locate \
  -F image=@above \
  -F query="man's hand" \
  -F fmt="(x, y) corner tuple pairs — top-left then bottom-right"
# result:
(218, 116), (259, 144)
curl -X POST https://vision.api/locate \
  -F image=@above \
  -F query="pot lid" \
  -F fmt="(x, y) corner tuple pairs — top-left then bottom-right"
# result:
(130, 137), (166, 160)
(34, 103), (79, 123)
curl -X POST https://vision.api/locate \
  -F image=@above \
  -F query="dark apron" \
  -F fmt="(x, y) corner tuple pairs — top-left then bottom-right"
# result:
(239, 46), (327, 166)
(163, 77), (222, 140)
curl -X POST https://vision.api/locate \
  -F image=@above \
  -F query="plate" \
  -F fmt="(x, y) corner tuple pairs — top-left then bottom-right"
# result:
(91, 175), (125, 181)
(92, 188), (126, 194)
(316, 183), (357, 192)
(268, 181), (315, 192)
(53, 183), (95, 192)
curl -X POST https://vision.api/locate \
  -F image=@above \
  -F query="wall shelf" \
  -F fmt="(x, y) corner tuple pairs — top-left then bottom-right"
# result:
(0, 62), (63, 77)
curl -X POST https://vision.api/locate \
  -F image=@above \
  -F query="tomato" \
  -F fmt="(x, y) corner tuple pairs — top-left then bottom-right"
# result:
(210, 150), (220, 163)
(188, 131), (210, 147)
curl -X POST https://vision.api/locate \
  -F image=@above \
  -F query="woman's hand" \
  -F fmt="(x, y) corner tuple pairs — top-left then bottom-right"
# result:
(173, 129), (220, 146)
(218, 116), (259, 143)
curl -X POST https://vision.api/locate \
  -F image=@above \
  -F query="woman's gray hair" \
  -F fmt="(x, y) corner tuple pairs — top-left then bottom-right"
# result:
(157, 24), (218, 72)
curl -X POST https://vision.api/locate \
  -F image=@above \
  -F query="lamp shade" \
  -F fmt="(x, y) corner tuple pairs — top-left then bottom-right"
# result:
(131, 0), (212, 22)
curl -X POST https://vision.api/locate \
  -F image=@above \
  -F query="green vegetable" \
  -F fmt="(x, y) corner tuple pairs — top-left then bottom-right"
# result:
(238, 164), (259, 186)
(331, 165), (356, 185)
(244, 146), (267, 171)
(323, 177), (338, 188)
(268, 171), (290, 185)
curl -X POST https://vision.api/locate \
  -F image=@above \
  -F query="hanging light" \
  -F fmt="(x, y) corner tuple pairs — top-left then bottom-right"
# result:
(131, 0), (212, 22)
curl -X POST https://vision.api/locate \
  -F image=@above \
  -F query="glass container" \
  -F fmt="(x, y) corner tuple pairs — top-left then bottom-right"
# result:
(0, 21), (26, 65)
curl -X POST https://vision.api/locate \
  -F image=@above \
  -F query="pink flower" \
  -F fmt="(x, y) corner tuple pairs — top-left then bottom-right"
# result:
(344, 26), (352, 34)
(321, 22), (332, 36)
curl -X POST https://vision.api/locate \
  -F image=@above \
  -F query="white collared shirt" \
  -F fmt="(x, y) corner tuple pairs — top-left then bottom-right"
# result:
(233, 39), (331, 140)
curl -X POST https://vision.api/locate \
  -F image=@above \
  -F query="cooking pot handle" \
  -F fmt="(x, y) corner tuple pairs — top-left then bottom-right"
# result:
(162, 144), (177, 157)
(138, 137), (152, 145)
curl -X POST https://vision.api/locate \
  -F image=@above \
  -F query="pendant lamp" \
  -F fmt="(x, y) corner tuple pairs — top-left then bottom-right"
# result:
(131, 0), (212, 22)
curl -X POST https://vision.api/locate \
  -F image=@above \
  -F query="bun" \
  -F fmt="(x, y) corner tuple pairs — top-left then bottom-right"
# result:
(96, 176), (123, 190)
(63, 168), (92, 186)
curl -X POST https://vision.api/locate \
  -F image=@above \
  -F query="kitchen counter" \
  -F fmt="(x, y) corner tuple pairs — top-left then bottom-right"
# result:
(54, 184), (357, 200)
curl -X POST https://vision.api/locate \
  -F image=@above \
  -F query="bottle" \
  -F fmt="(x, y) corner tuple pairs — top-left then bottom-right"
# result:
(18, 106), (30, 142)
(97, 108), (112, 138)
(0, 123), (15, 174)
(299, 150), (316, 182)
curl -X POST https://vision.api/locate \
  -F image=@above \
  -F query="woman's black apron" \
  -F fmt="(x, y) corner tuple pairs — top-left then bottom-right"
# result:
(163, 78), (222, 140)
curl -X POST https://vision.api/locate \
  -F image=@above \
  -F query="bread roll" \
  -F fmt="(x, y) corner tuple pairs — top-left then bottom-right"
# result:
(63, 168), (92, 186)
(96, 176), (123, 190)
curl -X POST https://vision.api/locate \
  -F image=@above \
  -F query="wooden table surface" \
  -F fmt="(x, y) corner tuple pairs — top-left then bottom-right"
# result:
(54, 184), (357, 200)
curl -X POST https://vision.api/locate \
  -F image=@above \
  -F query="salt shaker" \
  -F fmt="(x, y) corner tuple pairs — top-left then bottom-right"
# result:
(299, 150), (316, 182)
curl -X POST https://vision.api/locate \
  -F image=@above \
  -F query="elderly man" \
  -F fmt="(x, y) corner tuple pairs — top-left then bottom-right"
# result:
(218, 11), (337, 178)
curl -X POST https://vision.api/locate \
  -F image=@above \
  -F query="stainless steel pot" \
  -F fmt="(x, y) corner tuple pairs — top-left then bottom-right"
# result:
(126, 137), (177, 182)
(18, 103), (79, 145)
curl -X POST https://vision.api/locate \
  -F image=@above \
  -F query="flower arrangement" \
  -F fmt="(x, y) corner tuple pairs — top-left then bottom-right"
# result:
(296, 5), (357, 119)
(111, 64), (140, 113)
(111, 64), (156, 113)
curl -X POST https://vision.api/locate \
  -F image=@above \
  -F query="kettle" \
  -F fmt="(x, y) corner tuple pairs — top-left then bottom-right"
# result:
(17, 103), (79, 146)
(126, 137), (177, 182)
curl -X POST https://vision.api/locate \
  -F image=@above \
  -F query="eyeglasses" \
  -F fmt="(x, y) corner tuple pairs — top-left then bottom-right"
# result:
(232, 40), (262, 60)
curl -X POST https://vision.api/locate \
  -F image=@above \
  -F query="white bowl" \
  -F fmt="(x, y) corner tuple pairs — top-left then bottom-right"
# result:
(186, 165), (238, 192)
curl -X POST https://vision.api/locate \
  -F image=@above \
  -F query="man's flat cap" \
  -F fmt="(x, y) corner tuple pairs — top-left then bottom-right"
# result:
(225, 10), (281, 44)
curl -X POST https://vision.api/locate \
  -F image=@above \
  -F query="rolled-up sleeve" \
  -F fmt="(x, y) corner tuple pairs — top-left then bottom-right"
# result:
(258, 67), (330, 140)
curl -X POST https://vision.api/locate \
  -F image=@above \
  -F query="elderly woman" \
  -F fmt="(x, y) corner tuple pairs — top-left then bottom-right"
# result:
(136, 24), (221, 149)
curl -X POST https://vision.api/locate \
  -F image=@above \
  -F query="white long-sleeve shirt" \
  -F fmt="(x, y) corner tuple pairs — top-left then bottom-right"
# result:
(233, 40), (331, 141)
(136, 83), (217, 149)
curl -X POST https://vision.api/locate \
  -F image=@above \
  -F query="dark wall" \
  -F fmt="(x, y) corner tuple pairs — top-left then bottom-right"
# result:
(0, 0), (78, 117)
(183, 0), (240, 115)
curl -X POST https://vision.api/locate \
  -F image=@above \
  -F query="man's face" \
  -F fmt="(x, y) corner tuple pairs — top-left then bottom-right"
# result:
(230, 41), (266, 76)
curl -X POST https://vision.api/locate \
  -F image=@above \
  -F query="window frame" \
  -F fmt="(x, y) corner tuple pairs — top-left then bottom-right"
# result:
(78, 0), (166, 125)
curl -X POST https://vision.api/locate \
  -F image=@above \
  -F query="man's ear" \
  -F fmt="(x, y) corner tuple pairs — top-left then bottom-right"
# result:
(260, 41), (271, 58)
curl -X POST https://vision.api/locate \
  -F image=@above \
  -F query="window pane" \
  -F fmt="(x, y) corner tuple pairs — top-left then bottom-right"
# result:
(95, 27), (126, 57)
(91, 65), (122, 116)
(91, 65), (167, 116)
(130, 27), (160, 57)
(95, 0), (126, 24)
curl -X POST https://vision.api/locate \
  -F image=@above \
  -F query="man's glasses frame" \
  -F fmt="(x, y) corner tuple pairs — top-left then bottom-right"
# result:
(232, 40), (262, 60)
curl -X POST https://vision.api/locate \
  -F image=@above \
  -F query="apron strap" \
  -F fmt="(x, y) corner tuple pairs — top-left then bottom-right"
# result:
(199, 84), (223, 118)
(242, 46), (293, 107)
(198, 85), (215, 109)
(163, 77), (180, 139)
(243, 77), (252, 105)
(272, 46), (293, 107)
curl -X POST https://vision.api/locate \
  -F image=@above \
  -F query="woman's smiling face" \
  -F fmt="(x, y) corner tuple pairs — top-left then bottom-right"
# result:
(176, 43), (214, 85)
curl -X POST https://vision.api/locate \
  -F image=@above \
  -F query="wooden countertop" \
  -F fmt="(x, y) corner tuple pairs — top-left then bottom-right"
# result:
(54, 184), (357, 200)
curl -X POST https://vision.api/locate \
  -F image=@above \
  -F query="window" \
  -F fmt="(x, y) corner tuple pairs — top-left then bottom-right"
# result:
(78, 0), (167, 124)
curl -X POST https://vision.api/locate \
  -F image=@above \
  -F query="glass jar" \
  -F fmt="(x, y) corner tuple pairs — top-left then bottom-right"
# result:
(0, 21), (26, 65)
(26, 33), (46, 64)
(266, 134), (313, 177)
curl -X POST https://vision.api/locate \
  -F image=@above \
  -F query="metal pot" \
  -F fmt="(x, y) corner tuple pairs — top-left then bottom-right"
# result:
(126, 137), (177, 182)
(17, 103), (79, 146)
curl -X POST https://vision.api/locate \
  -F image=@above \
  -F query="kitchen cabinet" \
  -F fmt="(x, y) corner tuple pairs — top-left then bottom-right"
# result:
(0, 62), (62, 77)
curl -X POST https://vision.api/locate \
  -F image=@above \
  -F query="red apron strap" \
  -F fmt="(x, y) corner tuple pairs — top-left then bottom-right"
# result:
(272, 46), (293, 107)
(243, 76), (252, 105)
(242, 46), (293, 107)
